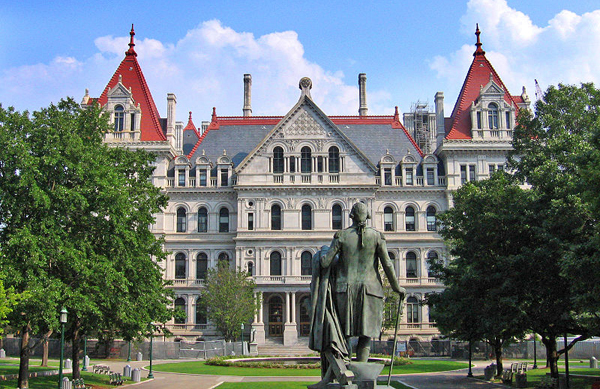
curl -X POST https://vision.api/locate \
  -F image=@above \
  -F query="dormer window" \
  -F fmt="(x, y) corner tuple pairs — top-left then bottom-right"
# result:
(488, 103), (499, 129)
(114, 105), (125, 132)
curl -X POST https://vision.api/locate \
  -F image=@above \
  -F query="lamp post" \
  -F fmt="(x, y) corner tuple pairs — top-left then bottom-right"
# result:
(532, 333), (538, 369)
(127, 340), (131, 362)
(467, 341), (473, 377)
(564, 333), (570, 389)
(82, 336), (87, 371)
(58, 308), (68, 389)
(241, 323), (245, 355)
(148, 325), (154, 379)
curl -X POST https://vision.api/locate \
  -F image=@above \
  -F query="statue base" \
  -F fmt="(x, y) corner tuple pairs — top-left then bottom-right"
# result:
(310, 362), (393, 389)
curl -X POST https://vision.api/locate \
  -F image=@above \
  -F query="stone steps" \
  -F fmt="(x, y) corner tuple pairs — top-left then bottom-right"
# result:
(257, 341), (313, 356)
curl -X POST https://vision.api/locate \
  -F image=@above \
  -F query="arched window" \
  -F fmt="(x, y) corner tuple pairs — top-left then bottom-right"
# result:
(405, 206), (415, 231)
(218, 252), (230, 266)
(271, 204), (282, 230)
(426, 206), (437, 231)
(332, 204), (343, 230)
(301, 251), (312, 276)
(219, 208), (229, 232)
(197, 207), (208, 232)
(328, 146), (340, 173)
(195, 297), (207, 325)
(301, 146), (312, 173)
(388, 251), (397, 274)
(488, 103), (499, 129)
(407, 296), (419, 323)
(247, 262), (253, 276)
(301, 204), (312, 230)
(175, 253), (186, 279)
(174, 298), (186, 324)
(273, 146), (284, 174)
(114, 105), (124, 132)
(176, 207), (187, 232)
(427, 251), (438, 278)
(270, 251), (282, 276)
(196, 252), (208, 280)
(384, 206), (394, 231)
(406, 252), (418, 278)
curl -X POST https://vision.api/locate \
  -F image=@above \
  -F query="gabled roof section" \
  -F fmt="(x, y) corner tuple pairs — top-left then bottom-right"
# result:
(182, 111), (200, 155)
(234, 79), (378, 173)
(94, 25), (165, 141)
(446, 24), (521, 140)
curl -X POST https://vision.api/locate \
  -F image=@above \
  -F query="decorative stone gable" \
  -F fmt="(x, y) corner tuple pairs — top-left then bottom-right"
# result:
(284, 110), (328, 137)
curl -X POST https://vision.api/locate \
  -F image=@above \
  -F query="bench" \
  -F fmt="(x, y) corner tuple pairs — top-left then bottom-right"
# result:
(73, 378), (91, 389)
(93, 364), (110, 374)
(109, 372), (124, 386)
(502, 369), (514, 384)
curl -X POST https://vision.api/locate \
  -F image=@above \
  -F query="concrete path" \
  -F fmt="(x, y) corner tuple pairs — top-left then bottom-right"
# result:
(101, 359), (505, 389)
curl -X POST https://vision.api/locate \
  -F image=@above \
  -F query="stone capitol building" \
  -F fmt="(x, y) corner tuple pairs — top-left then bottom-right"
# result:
(83, 25), (530, 346)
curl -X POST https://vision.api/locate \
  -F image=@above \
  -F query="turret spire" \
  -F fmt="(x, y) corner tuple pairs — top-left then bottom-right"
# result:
(474, 23), (485, 56)
(126, 24), (137, 57)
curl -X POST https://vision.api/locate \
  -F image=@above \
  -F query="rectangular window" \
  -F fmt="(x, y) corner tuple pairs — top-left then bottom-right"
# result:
(460, 165), (467, 184)
(317, 156), (323, 173)
(220, 169), (228, 187)
(199, 170), (207, 186)
(489, 164), (496, 174)
(427, 168), (435, 186)
(498, 165), (504, 171)
(178, 170), (185, 187)
(248, 213), (254, 231)
(384, 168), (392, 185)
(477, 112), (482, 129)
(289, 157), (296, 173)
(130, 113), (135, 131)
(469, 165), (476, 182)
(506, 111), (511, 129)
(405, 168), (413, 185)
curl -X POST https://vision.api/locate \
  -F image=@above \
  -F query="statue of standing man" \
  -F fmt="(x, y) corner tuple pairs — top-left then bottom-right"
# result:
(309, 202), (405, 388)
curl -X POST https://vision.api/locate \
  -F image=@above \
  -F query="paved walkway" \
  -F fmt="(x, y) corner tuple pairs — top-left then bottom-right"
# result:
(102, 359), (505, 389)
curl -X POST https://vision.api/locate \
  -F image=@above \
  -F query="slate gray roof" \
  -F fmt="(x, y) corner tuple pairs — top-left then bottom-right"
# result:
(183, 129), (199, 155)
(186, 122), (422, 168)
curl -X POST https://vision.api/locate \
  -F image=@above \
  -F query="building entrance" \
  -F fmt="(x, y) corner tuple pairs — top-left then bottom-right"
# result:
(268, 296), (283, 337)
(299, 296), (310, 337)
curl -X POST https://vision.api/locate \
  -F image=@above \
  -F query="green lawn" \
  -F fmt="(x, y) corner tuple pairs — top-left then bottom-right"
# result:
(152, 359), (468, 376)
(0, 364), (56, 375)
(217, 381), (411, 389)
(0, 371), (142, 389)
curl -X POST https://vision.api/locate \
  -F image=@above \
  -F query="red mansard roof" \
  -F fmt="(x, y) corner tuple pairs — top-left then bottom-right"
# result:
(446, 25), (520, 140)
(183, 111), (199, 134)
(95, 26), (166, 141)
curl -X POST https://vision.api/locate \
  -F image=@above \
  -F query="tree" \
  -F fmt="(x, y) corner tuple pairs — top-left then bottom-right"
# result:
(510, 83), (600, 377)
(199, 261), (257, 341)
(428, 174), (532, 376)
(0, 99), (172, 387)
(0, 278), (19, 336)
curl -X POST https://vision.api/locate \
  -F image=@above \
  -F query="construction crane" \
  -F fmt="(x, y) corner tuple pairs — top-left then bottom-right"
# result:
(534, 79), (544, 102)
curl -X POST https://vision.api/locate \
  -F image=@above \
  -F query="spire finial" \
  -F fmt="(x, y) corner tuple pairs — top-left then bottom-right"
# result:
(474, 23), (485, 56)
(189, 111), (192, 120)
(211, 107), (217, 122)
(126, 24), (137, 56)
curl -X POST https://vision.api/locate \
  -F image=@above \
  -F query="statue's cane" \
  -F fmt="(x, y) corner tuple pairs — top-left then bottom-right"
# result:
(387, 294), (404, 387)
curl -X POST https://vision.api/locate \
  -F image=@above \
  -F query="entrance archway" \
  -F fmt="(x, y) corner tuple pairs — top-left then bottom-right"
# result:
(268, 296), (283, 337)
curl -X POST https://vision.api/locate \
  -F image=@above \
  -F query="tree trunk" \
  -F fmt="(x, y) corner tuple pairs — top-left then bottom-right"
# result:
(492, 338), (504, 377)
(542, 336), (559, 378)
(41, 330), (53, 367)
(71, 317), (81, 379)
(18, 323), (31, 389)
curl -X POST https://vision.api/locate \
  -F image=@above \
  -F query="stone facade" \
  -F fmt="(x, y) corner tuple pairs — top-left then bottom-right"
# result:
(88, 26), (529, 345)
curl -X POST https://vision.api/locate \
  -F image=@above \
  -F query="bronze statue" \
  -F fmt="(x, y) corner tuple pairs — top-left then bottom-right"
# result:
(309, 202), (405, 388)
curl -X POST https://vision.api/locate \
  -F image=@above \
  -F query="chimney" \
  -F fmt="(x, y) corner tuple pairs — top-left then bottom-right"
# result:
(243, 74), (252, 117)
(358, 73), (368, 116)
(435, 92), (445, 148)
(167, 93), (177, 146)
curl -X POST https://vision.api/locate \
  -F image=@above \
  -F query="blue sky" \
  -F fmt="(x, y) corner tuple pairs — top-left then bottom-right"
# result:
(1, 0), (600, 121)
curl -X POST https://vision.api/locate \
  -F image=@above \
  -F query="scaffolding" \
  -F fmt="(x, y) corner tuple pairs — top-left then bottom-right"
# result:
(410, 102), (433, 154)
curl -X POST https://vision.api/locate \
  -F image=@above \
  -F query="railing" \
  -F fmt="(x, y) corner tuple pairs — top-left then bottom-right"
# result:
(399, 277), (442, 286)
(416, 176), (424, 186)
(329, 174), (339, 183)
(104, 131), (139, 142)
(164, 323), (217, 332)
(273, 175), (283, 183)
(301, 174), (311, 183)
(189, 178), (196, 187)
(210, 178), (217, 186)
(254, 275), (312, 284)
(167, 278), (206, 287)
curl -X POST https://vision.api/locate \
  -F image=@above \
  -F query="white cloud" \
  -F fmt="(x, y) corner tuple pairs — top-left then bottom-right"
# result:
(433, 0), (600, 112)
(0, 20), (393, 118)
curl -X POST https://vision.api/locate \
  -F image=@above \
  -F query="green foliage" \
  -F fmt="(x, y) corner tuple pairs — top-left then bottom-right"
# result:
(205, 356), (320, 369)
(199, 261), (257, 341)
(0, 99), (172, 382)
(0, 278), (20, 336)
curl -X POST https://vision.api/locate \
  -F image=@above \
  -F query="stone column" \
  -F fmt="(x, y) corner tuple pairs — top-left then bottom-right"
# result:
(283, 291), (298, 345)
(291, 292), (297, 324)
(252, 292), (266, 344)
